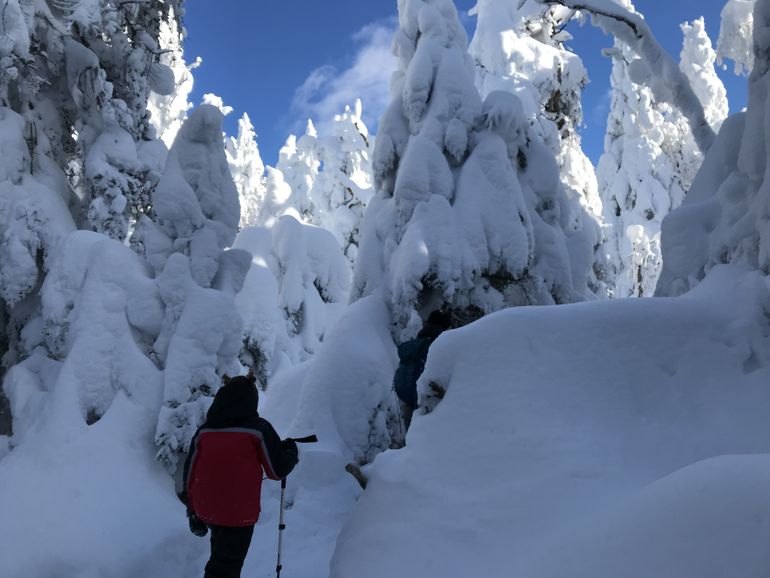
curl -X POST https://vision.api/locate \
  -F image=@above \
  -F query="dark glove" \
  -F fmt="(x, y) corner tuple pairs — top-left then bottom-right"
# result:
(282, 439), (299, 467)
(187, 509), (208, 537)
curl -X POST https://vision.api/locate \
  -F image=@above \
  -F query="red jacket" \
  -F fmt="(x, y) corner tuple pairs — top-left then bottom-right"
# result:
(183, 380), (298, 527)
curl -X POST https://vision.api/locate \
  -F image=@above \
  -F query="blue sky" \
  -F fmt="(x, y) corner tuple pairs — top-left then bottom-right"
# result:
(184, 0), (748, 167)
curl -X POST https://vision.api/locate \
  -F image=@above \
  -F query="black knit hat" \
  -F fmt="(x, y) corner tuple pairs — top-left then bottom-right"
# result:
(205, 374), (259, 426)
(426, 310), (451, 329)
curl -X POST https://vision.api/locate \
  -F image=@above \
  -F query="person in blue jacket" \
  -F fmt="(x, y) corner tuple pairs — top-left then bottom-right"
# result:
(393, 310), (452, 428)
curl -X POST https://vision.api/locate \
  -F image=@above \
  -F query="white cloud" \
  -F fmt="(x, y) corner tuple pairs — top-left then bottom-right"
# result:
(289, 19), (397, 137)
(589, 88), (612, 128)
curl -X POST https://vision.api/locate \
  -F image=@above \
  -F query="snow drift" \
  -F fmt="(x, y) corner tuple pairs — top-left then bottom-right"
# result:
(330, 266), (770, 578)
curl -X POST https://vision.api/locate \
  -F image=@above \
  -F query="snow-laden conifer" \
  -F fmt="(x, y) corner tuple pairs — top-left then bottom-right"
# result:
(312, 100), (374, 265)
(597, 4), (728, 298)
(226, 113), (267, 229)
(0, 0), (178, 378)
(0, 1), (243, 475)
(276, 120), (321, 223)
(658, 0), (770, 295)
(665, 18), (729, 195)
(148, 105), (251, 470)
(597, 32), (679, 297)
(148, 5), (200, 148)
(536, 0), (716, 154)
(717, 0), (757, 76)
(354, 0), (596, 337)
(234, 219), (352, 387)
(469, 0), (610, 297)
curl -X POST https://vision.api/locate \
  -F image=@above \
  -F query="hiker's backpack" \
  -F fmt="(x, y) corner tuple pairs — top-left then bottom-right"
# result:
(393, 337), (432, 408)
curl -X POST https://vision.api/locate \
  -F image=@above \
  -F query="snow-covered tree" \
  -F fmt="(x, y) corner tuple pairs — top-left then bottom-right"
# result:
(597, 4), (728, 298)
(665, 18), (729, 194)
(537, 0), (717, 155)
(658, 0), (770, 296)
(0, 0), (178, 376)
(312, 100), (374, 265)
(0, 1), (254, 477)
(253, 166), (294, 227)
(597, 25), (681, 298)
(717, 0), (757, 76)
(234, 218), (352, 387)
(276, 120), (321, 222)
(354, 0), (597, 338)
(144, 105), (251, 470)
(148, 4), (201, 148)
(66, 3), (178, 242)
(469, 0), (610, 296)
(226, 113), (267, 229)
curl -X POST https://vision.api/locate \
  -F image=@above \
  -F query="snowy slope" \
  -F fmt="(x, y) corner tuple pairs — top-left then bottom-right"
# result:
(330, 266), (770, 578)
(1, 267), (766, 578)
(0, 297), (390, 578)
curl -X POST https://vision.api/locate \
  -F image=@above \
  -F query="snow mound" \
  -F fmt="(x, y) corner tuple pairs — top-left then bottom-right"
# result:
(330, 266), (770, 578)
(0, 393), (199, 578)
(535, 454), (770, 578)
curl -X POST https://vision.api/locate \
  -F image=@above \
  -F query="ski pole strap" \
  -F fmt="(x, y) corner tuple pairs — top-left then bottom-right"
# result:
(288, 435), (318, 444)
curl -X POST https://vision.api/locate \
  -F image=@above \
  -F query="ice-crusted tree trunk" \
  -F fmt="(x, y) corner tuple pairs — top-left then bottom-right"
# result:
(469, 0), (610, 296)
(657, 0), (770, 295)
(312, 100), (375, 265)
(226, 113), (267, 229)
(353, 0), (596, 337)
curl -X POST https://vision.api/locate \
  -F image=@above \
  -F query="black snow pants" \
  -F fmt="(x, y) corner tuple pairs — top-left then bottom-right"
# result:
(204, 524), (255, 578)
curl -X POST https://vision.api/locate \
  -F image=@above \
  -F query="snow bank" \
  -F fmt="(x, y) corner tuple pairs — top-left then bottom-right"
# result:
(534, 454), (770, 578)
(330, 266), (770, 578)
(0, 392), (197, 578)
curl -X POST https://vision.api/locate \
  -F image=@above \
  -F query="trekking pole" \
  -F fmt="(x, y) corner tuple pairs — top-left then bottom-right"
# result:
(276, 478), (286, 578)
(276, 435), (318, 578)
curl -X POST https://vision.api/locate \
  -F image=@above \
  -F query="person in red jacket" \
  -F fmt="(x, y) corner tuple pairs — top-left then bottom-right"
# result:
(181, 374), (298, 578)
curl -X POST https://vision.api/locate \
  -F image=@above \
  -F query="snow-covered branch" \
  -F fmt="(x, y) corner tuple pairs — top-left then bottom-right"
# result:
(536, 0), (717, 155)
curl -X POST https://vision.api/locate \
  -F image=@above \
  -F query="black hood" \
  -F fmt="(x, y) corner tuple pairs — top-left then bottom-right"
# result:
(417, 311), (451, 341)
(205, 376), (258, 427)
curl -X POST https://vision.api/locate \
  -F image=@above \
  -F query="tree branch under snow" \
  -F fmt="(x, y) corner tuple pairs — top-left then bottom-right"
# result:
(536, 0), (717, 155)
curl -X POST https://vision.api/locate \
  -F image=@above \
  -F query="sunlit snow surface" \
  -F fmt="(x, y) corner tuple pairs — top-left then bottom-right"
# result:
(331, 266), (770, 578)
(1, 267), (768, 577)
